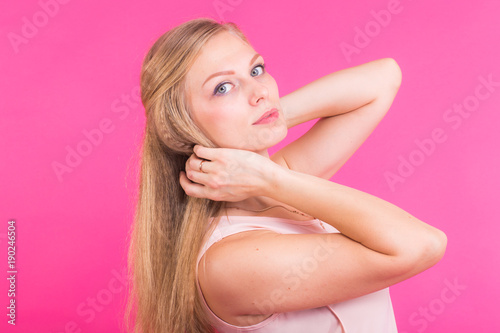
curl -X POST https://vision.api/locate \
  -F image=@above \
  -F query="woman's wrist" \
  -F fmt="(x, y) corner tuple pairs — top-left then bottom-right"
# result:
(260, 161), (290, 199)
(280, 96), (320, 129)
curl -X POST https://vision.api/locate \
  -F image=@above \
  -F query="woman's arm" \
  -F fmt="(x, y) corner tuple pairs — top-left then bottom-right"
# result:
(183, 144), (446, 270)
(265, 166), (447, 265)
(273, 58), (401, 179)
(182, 146), (446, 316)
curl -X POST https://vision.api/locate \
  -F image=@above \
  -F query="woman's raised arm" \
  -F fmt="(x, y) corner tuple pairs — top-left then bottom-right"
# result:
(273, 58), (402, 180)
(182, 144), (446, 269)
(186, 145), (446, 321)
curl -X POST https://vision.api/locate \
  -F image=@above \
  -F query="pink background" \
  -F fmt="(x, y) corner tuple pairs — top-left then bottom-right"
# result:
(1, 0), (499, 332)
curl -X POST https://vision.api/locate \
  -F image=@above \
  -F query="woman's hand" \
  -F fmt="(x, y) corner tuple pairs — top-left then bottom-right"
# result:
(179, 145), (278, 202)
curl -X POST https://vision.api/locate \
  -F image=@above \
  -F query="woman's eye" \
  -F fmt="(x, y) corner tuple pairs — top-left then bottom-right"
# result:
(214, 82), (233, 96)
(251, 64), (265, 77)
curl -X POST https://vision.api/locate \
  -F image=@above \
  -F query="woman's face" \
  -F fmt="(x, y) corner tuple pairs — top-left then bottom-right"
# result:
(185, 31), (287, 153)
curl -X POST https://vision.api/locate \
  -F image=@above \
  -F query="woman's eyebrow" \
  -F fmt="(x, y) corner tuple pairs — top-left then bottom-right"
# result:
(202, 70), (234, 87)
(202, 53), (262, 87)
(248, 53), (262, 66)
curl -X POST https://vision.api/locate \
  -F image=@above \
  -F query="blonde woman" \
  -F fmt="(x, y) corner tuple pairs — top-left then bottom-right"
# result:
(126, 18), (447, 333)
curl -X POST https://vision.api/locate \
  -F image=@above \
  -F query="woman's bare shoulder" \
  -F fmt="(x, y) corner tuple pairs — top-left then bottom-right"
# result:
(198, 229), (279, 325)
(198, 225), (407, 319)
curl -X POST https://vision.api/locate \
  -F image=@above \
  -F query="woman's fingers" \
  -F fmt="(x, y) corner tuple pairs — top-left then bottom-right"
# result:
(181, 145), (269, 202)
(179, 171), (207, 198)
(186, 155), (212, 176)
(180, 171), (226, 201)
(193, 144), (216, 161)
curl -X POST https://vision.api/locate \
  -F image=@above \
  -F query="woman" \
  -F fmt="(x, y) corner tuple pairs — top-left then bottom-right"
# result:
(126, 18), (447, 333)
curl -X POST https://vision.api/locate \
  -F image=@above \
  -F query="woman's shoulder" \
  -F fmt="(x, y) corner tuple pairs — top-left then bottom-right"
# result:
(198, 228), (279, 325)
(197, 225), (348, 321)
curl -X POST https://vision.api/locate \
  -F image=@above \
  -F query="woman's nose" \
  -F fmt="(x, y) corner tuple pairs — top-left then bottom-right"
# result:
(249, 81), (269, 105)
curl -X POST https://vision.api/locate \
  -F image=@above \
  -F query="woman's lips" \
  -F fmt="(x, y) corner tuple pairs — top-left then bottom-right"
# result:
(253, 109), (279, 125)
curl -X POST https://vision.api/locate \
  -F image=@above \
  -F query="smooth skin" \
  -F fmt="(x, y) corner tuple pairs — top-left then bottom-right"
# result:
(180, 31), (447, 326)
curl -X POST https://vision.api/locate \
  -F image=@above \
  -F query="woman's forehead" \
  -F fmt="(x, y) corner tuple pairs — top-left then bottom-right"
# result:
(186, 31), (256, 85)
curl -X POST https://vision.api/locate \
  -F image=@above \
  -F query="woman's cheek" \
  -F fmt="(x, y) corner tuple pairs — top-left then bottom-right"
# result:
(268, 77), (280, 96)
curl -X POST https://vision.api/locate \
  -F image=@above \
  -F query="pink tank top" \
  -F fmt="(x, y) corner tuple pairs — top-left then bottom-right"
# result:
(196, 215), (398, 333)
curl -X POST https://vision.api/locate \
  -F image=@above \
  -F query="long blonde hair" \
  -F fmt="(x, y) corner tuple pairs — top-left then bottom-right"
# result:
(125, 18), (250, 333)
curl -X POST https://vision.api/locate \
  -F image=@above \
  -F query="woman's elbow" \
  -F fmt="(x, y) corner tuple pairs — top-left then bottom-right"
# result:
(412, 228), (448, 272)
(396, 228), (447, 276)
(426, 228), (448, 265)
(383, 57), (402, 91)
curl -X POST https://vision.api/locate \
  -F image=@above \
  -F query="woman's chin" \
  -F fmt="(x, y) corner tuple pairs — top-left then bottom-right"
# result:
(216, 123), (287, 151)
(253, 123), (287, 148)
